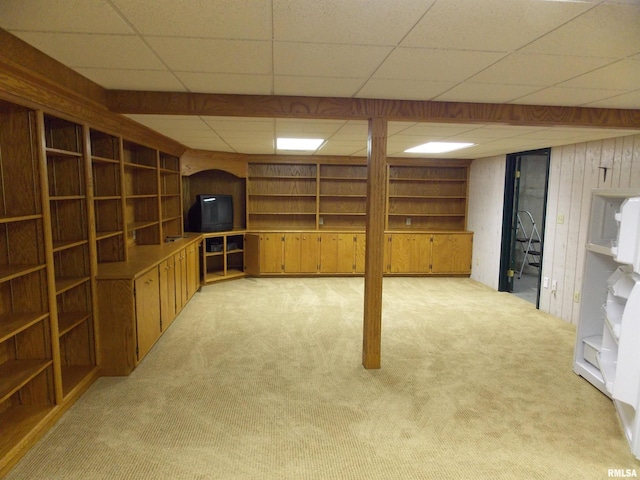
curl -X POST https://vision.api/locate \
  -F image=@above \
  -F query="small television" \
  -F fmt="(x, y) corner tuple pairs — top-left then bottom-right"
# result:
(188, 194), (233, 232)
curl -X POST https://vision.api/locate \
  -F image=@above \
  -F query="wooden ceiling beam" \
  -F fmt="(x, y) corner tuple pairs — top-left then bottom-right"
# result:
(107, 90), (640, 130)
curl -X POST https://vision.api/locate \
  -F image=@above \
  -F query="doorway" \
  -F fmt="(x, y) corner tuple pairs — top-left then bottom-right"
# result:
(498, 148), (551, 307)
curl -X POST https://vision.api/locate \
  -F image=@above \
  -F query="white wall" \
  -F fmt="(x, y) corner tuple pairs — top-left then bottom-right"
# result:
(539, 134), (640, 324)
(468, 155), (506, 290)
(468, 134), (640, 324)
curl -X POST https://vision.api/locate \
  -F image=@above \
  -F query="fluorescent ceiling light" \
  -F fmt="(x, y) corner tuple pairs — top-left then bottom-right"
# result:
(404, 142), (475, 154)
(276, 137), (324, 151)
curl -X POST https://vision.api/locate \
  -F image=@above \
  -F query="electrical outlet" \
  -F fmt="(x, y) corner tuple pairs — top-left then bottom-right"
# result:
(551, 280), (558, 293)
(574, 292), (580, 303)
(557, 214), (565, 224)
(406, 217), (411, 225)
(319, 217), (324, 225)
(543, 277), (549, 289)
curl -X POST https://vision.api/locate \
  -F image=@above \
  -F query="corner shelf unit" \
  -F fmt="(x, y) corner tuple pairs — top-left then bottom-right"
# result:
(574, 188), (640, 459)
(201, 231), (246, 284)
(246, 159), (470, 232)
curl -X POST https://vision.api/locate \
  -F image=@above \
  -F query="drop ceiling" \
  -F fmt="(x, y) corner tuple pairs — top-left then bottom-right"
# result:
(1, 0), (639, 158)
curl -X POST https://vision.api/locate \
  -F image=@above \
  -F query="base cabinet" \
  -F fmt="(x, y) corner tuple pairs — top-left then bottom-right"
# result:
(97, 236), (201, 376)
(246, 231), (472, 276)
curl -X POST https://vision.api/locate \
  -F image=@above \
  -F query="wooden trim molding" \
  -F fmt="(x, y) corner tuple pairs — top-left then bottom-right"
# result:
(107, 90), (640, 130)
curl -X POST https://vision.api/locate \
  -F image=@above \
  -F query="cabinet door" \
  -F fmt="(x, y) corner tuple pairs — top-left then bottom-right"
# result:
(389, 234), (430, 273)
(336, 234), (355, 273)
(186, 241), (200, 300)
(260, 234), (284, 273)
(284, 233), (318, 273)
(174, 251), (185, 310)
(135, 267), (161, 361)
(159, 256), (176, 331)
(319, 234), (339, 273)
(431, 233), (472, 274)
(355, 234), (366, 274)
(244, 234), (260, 275)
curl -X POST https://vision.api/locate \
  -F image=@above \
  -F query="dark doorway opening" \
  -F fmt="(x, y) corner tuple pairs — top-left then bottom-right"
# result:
(499, 148), (551, 308)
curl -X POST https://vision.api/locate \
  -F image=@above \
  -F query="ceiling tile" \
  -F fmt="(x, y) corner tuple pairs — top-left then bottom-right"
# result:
(126, 115), (212, 132)
(0, 0), (132, 34)
(273, 0), (434, 45)
(357, 79), (457, 100)
(111, 0), (272, 40)
(468, 53), (615, 86)
(434, 82), (542, 104)
(274, 76), (364, 97)
(558, 59), (640, 90)
(316, 141), (365, 156)
(274, 42), (392, 78)
(373, 48), (506, 82)
(11, 32), (164, 69)
(175, 72), (272, 95)
(202, 117), (275, 133)
(76, 68), (186, 91)
(585, 90), (640, 109)
(513, 86), (628, 107)
(275, 118), (345, 137)
(401, 0), (594, 51)
(147, 37), (272, 74)
(521, 3), (640, 58)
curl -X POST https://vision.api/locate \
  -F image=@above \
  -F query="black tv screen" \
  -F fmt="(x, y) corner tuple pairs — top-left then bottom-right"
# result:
(188, 194), (233, 232)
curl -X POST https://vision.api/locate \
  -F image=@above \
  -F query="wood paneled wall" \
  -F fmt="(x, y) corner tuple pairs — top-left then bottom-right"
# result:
(539, 134), (640, 324)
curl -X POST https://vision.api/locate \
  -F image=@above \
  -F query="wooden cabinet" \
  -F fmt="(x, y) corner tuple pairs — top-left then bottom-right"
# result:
(431, 233), (473, 274)
(134, 267), (161, 361)
(245, 233), (284, 274)
(202, 231), (245, 284)
(97, 236), (201, 376)
(319, 233), (356, 273)
(159, 256), (176, 330)
(387, 234), (431, 273)
(160, 153), (183, 239)
(284, 233), (318, 273)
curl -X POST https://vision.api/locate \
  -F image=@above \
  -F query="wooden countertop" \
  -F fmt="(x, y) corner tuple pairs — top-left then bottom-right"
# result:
(97, 233), (203, 280)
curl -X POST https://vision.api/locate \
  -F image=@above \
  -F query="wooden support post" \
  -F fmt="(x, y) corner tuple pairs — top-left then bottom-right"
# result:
(362, 117), (387, 369)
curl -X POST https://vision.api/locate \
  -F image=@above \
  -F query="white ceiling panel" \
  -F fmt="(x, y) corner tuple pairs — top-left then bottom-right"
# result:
(357, 79), (456, 100)
(147, 37), (272, 75)
(273, 0), (434, 45)
(373, 48), (506, 82)
(559, 59), (640, 91)
(434, 83), (542, 104)
(111, 0), (272, 40)
(400, 0), (596, 52)
(469, 53), (616, 87)
(274, 42), (392, 78)
(514, 86), (628, 107)
(0, 0), (133, 34)
(586, 91), (640, 110)
(175, 72), (272, 95)
(274, 76), (364, 98)
(521, 3), (640, 58)
(12, 32), (164, 70)
(77, 68), (186, 91)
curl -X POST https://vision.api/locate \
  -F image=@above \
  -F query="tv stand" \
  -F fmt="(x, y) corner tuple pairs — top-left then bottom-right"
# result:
(201, 230), (247, 284)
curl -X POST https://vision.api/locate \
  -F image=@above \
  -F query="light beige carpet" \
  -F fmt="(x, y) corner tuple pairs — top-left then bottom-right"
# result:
(6, 277), (639, 479)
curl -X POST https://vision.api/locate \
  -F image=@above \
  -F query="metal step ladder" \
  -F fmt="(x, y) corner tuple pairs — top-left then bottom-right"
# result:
(516, 210), (542, 278)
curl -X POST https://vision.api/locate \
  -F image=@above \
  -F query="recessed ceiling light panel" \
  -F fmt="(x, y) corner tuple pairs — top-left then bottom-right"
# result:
(404, 142), (475, 154)
(276, 137), (324, 151)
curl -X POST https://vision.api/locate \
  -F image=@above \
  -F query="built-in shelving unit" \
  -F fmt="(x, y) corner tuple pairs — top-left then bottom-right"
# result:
(202, 231), (246, 283)
(246, 160), (470, 232)
(90, 129), (125, 264)
(0, 101), (55, 467)
(387, 162), (468, 231)
(123, 140), (160, 247)
(160, 153), (183, 239)
(42, 114), (97, 398)
(319, 164), (367, 230)
(247, 163), (318, 230)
